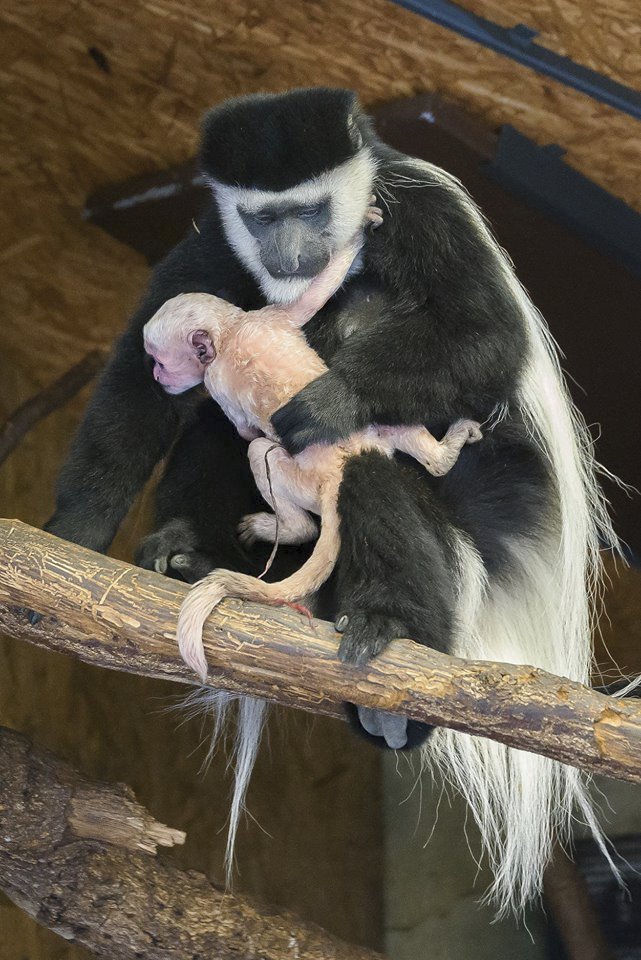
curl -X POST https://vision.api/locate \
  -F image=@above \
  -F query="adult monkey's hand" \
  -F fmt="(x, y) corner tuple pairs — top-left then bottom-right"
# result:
(272, 370), (368, 454)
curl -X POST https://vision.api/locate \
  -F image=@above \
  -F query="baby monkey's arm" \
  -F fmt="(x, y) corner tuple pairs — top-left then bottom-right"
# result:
(285, 196), (382, 328)
(285, 239), (362, 328)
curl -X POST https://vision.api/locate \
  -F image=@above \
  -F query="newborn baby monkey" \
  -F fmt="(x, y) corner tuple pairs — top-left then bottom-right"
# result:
(144, 229), (482, 681)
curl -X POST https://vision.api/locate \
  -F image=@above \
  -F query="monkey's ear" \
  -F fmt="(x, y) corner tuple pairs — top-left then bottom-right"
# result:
(189, 329), (216, 365)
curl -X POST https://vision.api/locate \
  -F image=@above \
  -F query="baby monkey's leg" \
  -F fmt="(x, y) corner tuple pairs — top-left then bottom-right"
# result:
(239, 438), (318, 546)
(381, 420), (482, 477)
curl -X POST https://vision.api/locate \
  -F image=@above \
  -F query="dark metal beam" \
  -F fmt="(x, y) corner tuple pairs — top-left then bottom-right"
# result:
(485, 125), (641, 278)
(393, 0), (641, 121)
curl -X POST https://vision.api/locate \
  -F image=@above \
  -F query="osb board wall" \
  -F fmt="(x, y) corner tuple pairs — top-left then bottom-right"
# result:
(464, 0), (641, 80)
(1, 0), (641, 955)
(457, 0), (641, 202)
(2, 0), (640, 393)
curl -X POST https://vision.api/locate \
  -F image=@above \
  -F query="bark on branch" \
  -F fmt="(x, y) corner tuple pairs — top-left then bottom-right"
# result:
(1, 519), (641, 784)
(0, 726), (382, 960)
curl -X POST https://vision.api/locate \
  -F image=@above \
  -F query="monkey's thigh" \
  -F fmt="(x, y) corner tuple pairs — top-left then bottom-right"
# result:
(240, 438), (319, 546)
(136, 401), (263, 581)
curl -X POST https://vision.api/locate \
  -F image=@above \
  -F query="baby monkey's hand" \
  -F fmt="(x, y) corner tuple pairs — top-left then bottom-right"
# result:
(365, 194), (383, 230)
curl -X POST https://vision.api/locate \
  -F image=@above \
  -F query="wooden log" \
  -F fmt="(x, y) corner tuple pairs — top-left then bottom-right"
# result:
(1, 519), (641, 784)
(0, 726), (382, 960)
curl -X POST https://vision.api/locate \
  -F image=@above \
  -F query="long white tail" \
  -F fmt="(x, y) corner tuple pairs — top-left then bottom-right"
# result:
(181, 686), (268, 886)
(410, 159), (622, 915)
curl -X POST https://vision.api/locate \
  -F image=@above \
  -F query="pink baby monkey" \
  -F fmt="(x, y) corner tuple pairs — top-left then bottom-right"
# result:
(144, 232), (482, 681)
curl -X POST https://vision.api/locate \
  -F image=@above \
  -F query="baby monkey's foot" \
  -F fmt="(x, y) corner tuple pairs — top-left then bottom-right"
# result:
(445, 419), (483, 445)
(238, 511), (317, 547)
(424, 419), (483, 477)
(238, 512), (276, 546)
(365, 194), (383, 230)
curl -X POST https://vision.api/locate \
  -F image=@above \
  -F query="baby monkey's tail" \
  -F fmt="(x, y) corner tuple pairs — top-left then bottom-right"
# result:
(176, 488), (341, 883)
(176, 487), (341, 681)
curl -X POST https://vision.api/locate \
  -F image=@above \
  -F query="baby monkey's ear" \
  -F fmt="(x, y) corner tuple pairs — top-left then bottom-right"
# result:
(189, 329), (216, 365)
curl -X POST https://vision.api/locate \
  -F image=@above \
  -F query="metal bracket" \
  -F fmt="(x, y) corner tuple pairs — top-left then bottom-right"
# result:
(485, 125), (641, 278)
(394, 0), (641, 121)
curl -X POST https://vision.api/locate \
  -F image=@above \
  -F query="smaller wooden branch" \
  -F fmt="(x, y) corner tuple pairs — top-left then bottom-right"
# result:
(0, 726), (383, 960)
(68, 783), (185, 855)
(543, 843), (615, 960)
(1, 520), (641, 784)
(0, 350), (106, 465)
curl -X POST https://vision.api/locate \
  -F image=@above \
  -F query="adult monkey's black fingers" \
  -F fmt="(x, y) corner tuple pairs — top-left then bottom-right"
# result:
(344, 703), (435, 751)
(270, 394), (324, 454)
(134, 518), (198, 574)
(169, 551), (217, 584)
(337, 611), (408, 665)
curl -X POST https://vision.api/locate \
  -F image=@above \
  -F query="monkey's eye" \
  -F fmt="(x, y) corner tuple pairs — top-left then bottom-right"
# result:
(252, 211), (275, 226)
(155, 360), (164, 370)
(300, 204), (322, 219)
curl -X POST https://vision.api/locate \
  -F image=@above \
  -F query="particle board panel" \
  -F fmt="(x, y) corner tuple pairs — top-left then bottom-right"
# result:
(462, 0), (641, 85)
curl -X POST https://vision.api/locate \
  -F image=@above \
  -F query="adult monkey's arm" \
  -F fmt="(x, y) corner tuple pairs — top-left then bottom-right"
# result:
(273, 166), (525, 453)
(45, 214), (247, 553)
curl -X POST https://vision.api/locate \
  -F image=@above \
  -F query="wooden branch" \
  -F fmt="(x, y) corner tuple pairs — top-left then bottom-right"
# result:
(543, 843), (615, 960)
(0, 350), (106, 465)
(1, 519), (641, 784)
(0, 726), (382, 960)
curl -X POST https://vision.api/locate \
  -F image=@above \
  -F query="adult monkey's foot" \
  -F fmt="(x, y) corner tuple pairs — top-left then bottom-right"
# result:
(335, 608), (435, 750)
(136, 518), (215, 583)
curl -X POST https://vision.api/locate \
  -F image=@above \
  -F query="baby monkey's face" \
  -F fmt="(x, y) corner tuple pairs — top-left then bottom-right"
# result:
(144, 340), (202, 394)
(143, 294), (220, 393)
(144, 327), (216, 395)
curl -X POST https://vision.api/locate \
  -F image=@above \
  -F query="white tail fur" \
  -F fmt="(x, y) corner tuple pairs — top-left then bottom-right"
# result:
(176, 491), (341, 882)
(410, 159), (622, 914)
(180, 686), (267, 886)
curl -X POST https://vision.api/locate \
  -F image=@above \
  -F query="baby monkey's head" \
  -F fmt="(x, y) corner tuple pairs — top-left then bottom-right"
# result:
(143, 293), (223, 394)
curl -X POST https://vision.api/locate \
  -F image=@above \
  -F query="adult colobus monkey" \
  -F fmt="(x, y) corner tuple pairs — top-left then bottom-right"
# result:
(45, 87), (617, 913)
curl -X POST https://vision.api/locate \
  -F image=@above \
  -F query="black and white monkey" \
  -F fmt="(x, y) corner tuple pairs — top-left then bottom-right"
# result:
(45, 87), (618, 912)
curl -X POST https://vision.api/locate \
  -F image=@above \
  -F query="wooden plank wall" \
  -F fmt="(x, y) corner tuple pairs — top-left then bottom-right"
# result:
(1, 0), (640, 956)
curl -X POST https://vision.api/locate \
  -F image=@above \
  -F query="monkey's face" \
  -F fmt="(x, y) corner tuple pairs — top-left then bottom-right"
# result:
(144, 296), (220, 394)
(238, 200), (332, 281)
(211, 149), (377, 305)
(144, 341), (203, 394)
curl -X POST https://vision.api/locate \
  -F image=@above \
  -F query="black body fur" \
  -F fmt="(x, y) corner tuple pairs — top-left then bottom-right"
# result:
(46, 89), (553, 750)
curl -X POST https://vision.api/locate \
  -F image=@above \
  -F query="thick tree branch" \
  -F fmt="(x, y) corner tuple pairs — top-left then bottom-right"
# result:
(0, 726), (382, 960)
(0, 350), (106, 465)
(1, 519), (641, 783)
